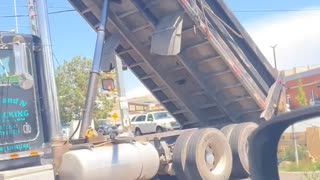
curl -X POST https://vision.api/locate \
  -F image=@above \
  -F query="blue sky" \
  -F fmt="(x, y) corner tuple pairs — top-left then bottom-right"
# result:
(1, 0), (320, 98)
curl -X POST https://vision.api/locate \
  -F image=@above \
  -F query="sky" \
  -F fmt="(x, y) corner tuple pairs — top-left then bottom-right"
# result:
(1, 1), (320, 107)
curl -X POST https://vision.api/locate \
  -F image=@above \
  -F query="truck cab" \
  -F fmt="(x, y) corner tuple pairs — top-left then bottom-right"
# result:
(0, 32), (45, 170)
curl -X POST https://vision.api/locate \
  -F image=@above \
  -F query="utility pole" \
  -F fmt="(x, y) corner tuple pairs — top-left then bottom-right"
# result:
(271, 44), (278, 70)
(13, 0), (19, 33)
(114, 55), (131, 131)
(27, 0), (39, 36)
(287, 95), (299, 165)
(30, 0), (62, 141)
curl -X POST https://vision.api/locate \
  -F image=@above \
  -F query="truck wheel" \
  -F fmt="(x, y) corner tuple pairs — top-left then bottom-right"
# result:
(229, 122), (258, 179)
(221, 124), (238, 140)
(185, 128), (232, 180)
(97, 128), (105, 135)
(172, 131), (196, 180)
(135, 128), (142, 136)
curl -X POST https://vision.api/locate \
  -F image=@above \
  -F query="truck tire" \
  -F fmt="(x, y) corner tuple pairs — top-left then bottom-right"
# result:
(172, 131), (196, 180)
(184, 128), (232, 180)
(221, 124), (238, 140)
(229, 122), (258, 179)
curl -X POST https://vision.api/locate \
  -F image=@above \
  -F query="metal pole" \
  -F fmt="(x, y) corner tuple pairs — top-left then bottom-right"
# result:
(27, 0), (39, 36)
(115, 55), (131, 130)
(35, 0), (62, 141)
(287, 96), (299, 165)
(292, 124), (299, 165)
(311, 89), (315, 105)
(271, 44), (278, 70)
(13, 0), (19, 33)
(79, 0), (110, 138)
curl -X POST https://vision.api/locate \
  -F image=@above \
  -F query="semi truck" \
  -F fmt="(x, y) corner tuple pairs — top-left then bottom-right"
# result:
(0, 0), (287, 179)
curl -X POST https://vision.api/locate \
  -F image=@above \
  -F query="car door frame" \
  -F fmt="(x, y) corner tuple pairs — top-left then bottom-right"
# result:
(134, 115), (147, 133)
(145, 113), (157, 133)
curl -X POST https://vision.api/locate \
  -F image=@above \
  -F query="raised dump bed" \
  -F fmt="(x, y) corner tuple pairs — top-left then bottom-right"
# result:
(69, 0), (281, 129)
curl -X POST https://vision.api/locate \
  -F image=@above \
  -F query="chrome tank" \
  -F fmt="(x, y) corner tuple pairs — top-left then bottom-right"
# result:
(59, 142), (160, 180)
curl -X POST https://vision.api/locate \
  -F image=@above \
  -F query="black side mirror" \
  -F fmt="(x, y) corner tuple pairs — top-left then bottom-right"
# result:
(101, 78), (115, 91)
(249, 105), (320, 180)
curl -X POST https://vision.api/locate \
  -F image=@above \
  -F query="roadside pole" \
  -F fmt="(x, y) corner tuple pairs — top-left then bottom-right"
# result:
(287, 95), (299, 165)
(114, 55), (131, 133)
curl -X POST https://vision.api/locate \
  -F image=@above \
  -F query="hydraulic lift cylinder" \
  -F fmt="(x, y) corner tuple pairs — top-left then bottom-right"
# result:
(79, 0), (110, 138)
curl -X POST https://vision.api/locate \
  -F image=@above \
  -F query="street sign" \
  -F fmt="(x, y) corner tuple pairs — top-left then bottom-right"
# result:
(112, 113), (118, 120)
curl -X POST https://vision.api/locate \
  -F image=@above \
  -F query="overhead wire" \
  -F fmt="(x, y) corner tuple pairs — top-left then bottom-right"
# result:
(0, 8), (319, 19)
(0, 9), (76, 18)
(233, 9), (320, 13)
(52, 52), (61, 67)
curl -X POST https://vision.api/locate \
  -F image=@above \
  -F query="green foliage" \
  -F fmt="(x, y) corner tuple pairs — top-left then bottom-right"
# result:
(280, 161), (320, 173)
(296, 79), (309, 107)
(55, 56), (114, 123)
(279, 145), (308, 162)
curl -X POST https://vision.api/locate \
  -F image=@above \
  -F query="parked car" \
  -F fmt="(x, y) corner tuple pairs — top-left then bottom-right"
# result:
(96, 119), (119, 135)
(131, 111), (181, 136)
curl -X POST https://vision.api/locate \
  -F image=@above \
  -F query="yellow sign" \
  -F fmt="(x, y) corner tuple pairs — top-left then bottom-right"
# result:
(112, 113), (119, 120)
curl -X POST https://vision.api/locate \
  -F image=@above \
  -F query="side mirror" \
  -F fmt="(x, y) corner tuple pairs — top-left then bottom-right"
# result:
(13, 41), (29, 76)
(249, 105), (320, 180)
(13, 42), (34, 89)
(101, 78), (115, 91)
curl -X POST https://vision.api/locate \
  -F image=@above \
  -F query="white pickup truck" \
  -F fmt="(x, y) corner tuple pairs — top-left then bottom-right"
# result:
(131, 111), (181, 136)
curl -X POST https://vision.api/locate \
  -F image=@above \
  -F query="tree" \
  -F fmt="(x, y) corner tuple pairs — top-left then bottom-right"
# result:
(55, 56), (114, 124)
(296, 79), (309, 107)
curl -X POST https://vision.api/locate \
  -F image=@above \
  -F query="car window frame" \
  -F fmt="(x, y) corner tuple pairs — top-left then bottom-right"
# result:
(147, 114), (154, 121)
(136, 115), (146, 122)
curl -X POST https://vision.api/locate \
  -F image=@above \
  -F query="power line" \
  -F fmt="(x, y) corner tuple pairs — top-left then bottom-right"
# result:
(52, 52), (61, 67)
(48, 9), (75, 15)
(0, 5), (71, 9)
(234, 8), (320, 13)
(0, 7), (318, 19)
(0, 9), (75, 18)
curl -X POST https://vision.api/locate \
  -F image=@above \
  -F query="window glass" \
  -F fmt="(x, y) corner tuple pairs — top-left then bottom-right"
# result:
(147, 114), (153, 121)
(153, 112), (172, 120)
(136, 115), (146, 122)
(0, 49), (15, 79)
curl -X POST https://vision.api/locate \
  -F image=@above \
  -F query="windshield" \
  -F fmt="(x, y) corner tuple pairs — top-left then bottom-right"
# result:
(153, 112), (172, 120)
(0, 49), (15, 80)
(0, 42), (40, 147)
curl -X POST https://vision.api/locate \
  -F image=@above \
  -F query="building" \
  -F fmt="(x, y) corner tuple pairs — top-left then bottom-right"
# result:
(128, 95), (164, 114)
(279, 131), (306, 148)
(285, 67), (320, 109)
(306, 127), (320, 159)
(278, 127), (320, 160)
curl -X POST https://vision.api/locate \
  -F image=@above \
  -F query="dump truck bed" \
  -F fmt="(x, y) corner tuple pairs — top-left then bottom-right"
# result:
(69, 0), (280, 128)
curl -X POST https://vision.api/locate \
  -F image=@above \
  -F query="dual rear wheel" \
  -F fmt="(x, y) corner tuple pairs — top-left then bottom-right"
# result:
(172, 123), (258, 180)
(173, 128), (232, 180)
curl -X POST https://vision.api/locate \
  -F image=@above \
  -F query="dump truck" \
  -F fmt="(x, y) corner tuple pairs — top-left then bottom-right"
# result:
(0, 0), (286, 179)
